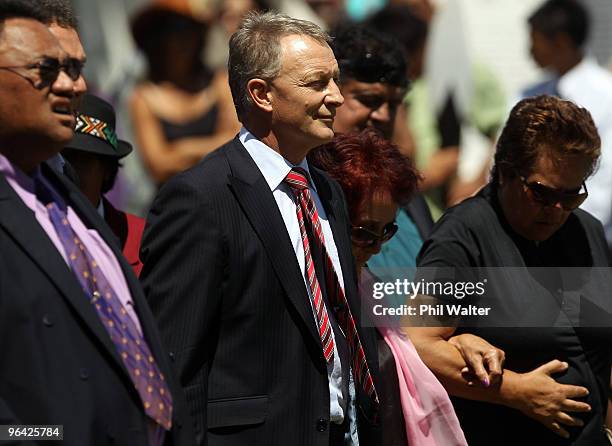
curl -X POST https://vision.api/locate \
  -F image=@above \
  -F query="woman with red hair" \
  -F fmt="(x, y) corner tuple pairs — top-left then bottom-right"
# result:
(310, 129), (494, 445)
(310, 129), (419, 268)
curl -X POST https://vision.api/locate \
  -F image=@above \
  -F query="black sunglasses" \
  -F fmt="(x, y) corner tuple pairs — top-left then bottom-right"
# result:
(519, 176), (588, 211)
(0, 57), (83, 89)
(351, 222), (398, 247)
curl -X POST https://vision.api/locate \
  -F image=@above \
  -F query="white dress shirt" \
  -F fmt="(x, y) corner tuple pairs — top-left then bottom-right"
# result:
(239, 127), (347, 423)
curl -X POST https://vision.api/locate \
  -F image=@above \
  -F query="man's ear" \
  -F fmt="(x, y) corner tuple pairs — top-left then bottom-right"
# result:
(247, 78), (273, 113)
(554, 32), (576, 52)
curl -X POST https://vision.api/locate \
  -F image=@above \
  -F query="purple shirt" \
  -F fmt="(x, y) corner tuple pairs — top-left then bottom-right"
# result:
(0, 153), (142, 334)
(1, 154), (166, 444)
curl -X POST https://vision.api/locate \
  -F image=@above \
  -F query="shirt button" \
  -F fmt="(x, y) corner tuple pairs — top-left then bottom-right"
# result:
(316, 417), (328, 432)
(79, 368), (90, 380)
(42, 314), (54, 327)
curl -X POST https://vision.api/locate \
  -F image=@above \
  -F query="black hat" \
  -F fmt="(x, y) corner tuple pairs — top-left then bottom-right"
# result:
(65, 94), (132, 159)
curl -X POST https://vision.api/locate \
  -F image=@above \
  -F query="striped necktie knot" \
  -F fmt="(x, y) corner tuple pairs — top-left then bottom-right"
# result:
(284, 168), (310, 191)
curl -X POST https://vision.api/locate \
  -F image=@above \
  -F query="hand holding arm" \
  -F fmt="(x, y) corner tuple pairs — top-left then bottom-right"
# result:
(405, 326), (590, 438)
(448, 332), (505, 387)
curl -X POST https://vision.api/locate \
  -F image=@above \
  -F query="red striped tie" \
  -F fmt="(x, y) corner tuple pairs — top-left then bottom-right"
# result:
(284, 168), (379, 407)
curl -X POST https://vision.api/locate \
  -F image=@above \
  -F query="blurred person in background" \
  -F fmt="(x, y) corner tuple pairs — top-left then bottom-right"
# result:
(217, 0), (270, 37)
(129, 0), (239, 186)
(310, 129), (510, 445)
(407, 95), (611, 446)
(62, 94), (145, 276)
(40, 0), (87, 176)
(521, 0), (612, 262)
(331, 23), (434, 270)
(304, 0), (347, 30)
(366, 3), (507, 219)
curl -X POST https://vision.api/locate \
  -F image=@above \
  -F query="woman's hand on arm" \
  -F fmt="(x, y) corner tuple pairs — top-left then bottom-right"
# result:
(405, 326), (590, 438)
(448, 332), (505, 387)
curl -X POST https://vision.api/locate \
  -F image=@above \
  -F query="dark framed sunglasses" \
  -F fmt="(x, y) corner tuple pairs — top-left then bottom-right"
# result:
(0, 57), (83, 89)
(351, 222), (398, 247)
(519, 176), (588, 211)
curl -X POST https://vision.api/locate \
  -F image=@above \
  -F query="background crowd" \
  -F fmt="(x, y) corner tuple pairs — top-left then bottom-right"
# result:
(1, 0), (612, 445)
(65, 0), (612, 259)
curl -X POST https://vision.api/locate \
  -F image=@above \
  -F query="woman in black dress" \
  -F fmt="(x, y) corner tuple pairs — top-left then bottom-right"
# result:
(407, 95), (612, 445)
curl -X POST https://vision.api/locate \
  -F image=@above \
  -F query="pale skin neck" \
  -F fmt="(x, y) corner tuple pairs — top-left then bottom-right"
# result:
(243, 118), (314, 165)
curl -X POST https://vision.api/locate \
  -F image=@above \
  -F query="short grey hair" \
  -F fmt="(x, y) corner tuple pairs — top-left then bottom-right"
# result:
(228, 11), (331, 120)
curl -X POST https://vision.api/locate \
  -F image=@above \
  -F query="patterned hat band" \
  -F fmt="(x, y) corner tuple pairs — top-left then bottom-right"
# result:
(74, 113), (118, 149)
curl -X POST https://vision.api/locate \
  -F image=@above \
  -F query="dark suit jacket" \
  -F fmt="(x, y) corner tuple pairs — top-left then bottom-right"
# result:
(0, 163), (194, 445)
(140, 137), (381, 446)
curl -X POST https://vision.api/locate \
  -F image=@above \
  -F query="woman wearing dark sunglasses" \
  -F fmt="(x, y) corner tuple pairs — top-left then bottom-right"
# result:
(407, 95), (612, 446)
(309, 129), (515, 445)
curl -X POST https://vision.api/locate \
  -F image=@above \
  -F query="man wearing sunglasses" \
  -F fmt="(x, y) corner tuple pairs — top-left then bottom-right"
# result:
(39, 0), (87, 175)
(0, 2), (194, 444)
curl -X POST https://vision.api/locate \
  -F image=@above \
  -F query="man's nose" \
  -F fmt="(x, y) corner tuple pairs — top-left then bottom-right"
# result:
(51, 69), (76, 95)
(326, 79), (344, 107)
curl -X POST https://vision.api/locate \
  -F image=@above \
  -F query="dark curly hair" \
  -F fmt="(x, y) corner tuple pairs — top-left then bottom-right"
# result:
(39, 0), (78, 29)
(330, 24), (408, 88)
(492, 95), (600, 185)
(308, 129), (420, 220)
(0, 0), (49, 33)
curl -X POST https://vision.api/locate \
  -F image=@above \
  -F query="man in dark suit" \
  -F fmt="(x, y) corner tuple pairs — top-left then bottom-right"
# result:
(0, 2), (193, 444)
(140, 11), (381, 446)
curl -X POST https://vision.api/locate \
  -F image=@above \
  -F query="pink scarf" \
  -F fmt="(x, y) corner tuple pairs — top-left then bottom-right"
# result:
(378, 326), (468, 446)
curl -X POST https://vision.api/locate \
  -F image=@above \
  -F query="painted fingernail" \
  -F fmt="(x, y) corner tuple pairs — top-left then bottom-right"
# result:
(483, 378), (490, 387)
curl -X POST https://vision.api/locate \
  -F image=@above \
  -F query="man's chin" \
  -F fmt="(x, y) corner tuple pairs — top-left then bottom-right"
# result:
(316, 125), (336, 141)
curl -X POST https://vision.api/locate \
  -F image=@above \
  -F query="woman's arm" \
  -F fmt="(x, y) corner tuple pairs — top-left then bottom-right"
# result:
(129, 75), (240, 184)
(405, 325), (591, 439)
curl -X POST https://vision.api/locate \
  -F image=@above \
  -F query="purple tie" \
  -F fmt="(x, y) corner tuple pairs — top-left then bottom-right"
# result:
(35, 177), (173, 430)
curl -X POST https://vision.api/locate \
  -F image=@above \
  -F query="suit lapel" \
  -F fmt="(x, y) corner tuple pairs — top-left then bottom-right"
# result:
(310, 167), (358, 308)
(224, 138), (323, 352)
(45, 167), (175, 385)
(0, 170), (132, 377)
